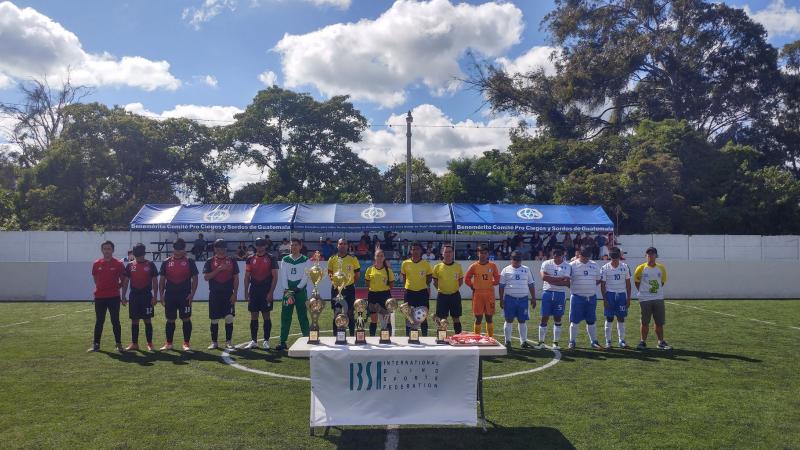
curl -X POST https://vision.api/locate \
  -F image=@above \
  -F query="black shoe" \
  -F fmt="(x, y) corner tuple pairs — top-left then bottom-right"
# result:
(275, 343), (288, 352)
(521, 341), (532, 349)
(505, 341), (512, 350)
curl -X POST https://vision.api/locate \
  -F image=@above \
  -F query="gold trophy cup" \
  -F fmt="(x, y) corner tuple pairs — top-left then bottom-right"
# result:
(353, 298), (368, 345)
(379, 298), (397, 344)
(330, 261), (352, 345)
(334, 313), (349, 345)
(435, 317), (449, 344)
(399, 302), (427, 344)
(305, 252), (325, 344)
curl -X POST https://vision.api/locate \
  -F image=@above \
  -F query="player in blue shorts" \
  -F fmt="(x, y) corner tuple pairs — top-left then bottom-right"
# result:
(538, 245), (571, 349)
(600, 247), (632, 349)
(568, 246), (602, 350)
(499, 251), (536, 349)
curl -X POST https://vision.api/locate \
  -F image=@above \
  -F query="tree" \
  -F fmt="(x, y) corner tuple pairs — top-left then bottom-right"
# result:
(475, 0), (781, 140)
(228, 87), (379, 202)
(377, 158), (442, 203)
(0, 73), (91, 167)
(439, 150), (514, 203)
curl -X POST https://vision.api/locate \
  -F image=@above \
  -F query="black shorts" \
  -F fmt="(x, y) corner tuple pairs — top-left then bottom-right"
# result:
(367, 290), (391, 314)
(248, 282), (273, 313)
(331, 285), (356, 313)
(436, 292), (462, 318)
(405, 289), (430, 310)
(164, 289), (192, 320)
(209, 289), (235, 320)
(128, 290), (155, 320)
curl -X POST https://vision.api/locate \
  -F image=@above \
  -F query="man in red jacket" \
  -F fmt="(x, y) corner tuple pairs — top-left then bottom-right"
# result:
(88, 240), (126, 353)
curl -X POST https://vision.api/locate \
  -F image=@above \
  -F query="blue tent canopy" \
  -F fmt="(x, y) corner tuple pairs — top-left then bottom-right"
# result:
(451, 204), (614, 233)
(292, 203), (453, 232)
(130, 204), (295, 232)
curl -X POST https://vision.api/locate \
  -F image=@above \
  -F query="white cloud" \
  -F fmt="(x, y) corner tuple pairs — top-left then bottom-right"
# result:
(305, 0), (351, 8)
(0, 2), (180, 90)
(124, 103), (243, 126)
(353, 104), (521, 174)
(258, 70), (278, 86)
(274, 0), (523, 107)
(745, 0), (800, 38)
(0, 72), (12, 89)
(182, 0), (236, 30)
(203, 75), (218, 87)
(496, 46), (560, 77)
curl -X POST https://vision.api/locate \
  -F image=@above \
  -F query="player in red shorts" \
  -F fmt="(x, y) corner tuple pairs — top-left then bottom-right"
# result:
(88, 240), (126, 353)
(122, 243), (159, 351)
(158, 238), (198, 351)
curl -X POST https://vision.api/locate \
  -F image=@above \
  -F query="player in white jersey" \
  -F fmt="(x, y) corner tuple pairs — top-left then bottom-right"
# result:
(600, 247), (631, 349)
(568, 246), (602, 349)
(538, 245), (571, 349)
(499, 251), (536, 349)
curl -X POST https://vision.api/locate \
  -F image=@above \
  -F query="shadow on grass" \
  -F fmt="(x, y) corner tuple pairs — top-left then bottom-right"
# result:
(557, 347), (761, 363)
(100, 349), (224, 366)
(227, 348), (289, 363)
(318, 425), (574, 450)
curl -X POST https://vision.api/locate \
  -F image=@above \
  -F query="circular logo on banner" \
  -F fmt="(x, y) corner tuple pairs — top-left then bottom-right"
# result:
(204, 209), (230, 222)
(516, 207), (543, 220)
(361, 207), (386, 220)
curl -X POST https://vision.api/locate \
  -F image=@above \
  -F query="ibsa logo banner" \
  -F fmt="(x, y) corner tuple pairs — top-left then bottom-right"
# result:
(310, 347), (479, 426)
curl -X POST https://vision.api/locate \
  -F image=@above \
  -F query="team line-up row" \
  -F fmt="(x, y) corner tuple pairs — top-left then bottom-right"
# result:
(87, 237), (672, 354)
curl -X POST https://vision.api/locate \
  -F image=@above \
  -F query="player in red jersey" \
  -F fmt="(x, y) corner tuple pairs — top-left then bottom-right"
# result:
(88, 240), (126, 353)
(203, 239), (240, 350)
(242, 238), (279, 350)
(121, 243), (159, 351)
(158, 239), (199, 351)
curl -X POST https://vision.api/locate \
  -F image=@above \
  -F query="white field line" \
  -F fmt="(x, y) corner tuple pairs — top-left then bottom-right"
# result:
(666, 302), (793, 329)
(0, 321), (30, 328)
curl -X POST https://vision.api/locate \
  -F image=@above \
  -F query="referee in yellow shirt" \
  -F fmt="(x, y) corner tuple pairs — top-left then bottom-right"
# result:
(400, 241), (433, 337)
(365, 248), (395, 336)
(328, 238), (360, 336)
(432, 244), (464, 334)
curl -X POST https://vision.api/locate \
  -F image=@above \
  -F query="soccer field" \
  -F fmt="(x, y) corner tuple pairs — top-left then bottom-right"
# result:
(1, 300), (799, 449)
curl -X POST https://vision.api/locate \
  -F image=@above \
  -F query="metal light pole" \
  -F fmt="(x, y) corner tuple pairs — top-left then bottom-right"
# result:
(405, 110), (413, 204)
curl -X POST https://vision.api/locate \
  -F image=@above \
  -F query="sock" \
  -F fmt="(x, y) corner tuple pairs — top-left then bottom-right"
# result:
(554, 323), (562, 342)
(454, 321), (462, 334)
(250, 319), (259, 342)
(263, 319), (272, 342)
(518, 323), (528, 344)
(210, 323), (219, 342)
(166, 322), (176, 343)
(183, 321), (192, 342)
(474, 322), (482, 334)
(369, 323), (377, 336)
(539, 325), (547, 342)
(569, 323), (578, 343)
(486, 322), (494, 338)
(503, 322), (513, 342)
(145, 323), (153, 344)
(617, 322), (625, 342)
(605, 321), (613, 343)
(131, 324), (139, 344)
(225, 323), (233, 342)
(587, 323), (597, 343)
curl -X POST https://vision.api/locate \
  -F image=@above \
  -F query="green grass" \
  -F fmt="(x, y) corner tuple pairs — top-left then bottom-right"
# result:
(1, 300), (799, 449)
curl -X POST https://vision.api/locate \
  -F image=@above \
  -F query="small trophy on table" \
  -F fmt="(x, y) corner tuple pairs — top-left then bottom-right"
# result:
(399, 302), (428, 345)
(435, 317), (449, 344)
(330, 261), (352, 345)
(379, 298), (397, 344)
(353, 298), (368, 345)
(305, 252), (325, 344)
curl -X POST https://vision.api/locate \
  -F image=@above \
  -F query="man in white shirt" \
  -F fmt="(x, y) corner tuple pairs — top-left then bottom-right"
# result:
(568, 246), (602, 350)
(499, 251), (536, 349)
(633, 247), (671, 350)
(600, 247), (631, 349)
(538, 245), (571, 349)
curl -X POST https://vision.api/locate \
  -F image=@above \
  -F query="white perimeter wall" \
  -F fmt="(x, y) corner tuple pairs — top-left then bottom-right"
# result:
(2, 259), (798, 301)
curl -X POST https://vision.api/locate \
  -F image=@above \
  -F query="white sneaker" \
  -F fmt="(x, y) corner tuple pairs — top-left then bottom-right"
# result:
(182, 342), (192, 352)
(160, 343), (173, 351)
(242, 340), (257, 350)
(207, 342), (219, 350)
(224, 341), (235, 350)
(551, 342), (560, 350)
(262, 340), (270, 350)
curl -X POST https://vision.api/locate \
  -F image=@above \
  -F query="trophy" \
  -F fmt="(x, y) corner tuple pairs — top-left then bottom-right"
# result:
(435, 317), (449, 345)
(399, 302), (428, 344)
(305, 252), (325, 344)
(379, 298), (398, 344)
(330, 260), (352, 345)
(353, 298), (368, 345)
(334, 313), (349, 345)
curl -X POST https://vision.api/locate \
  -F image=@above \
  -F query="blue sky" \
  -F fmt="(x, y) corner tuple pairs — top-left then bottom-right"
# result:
(1, 0), (798, 188)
